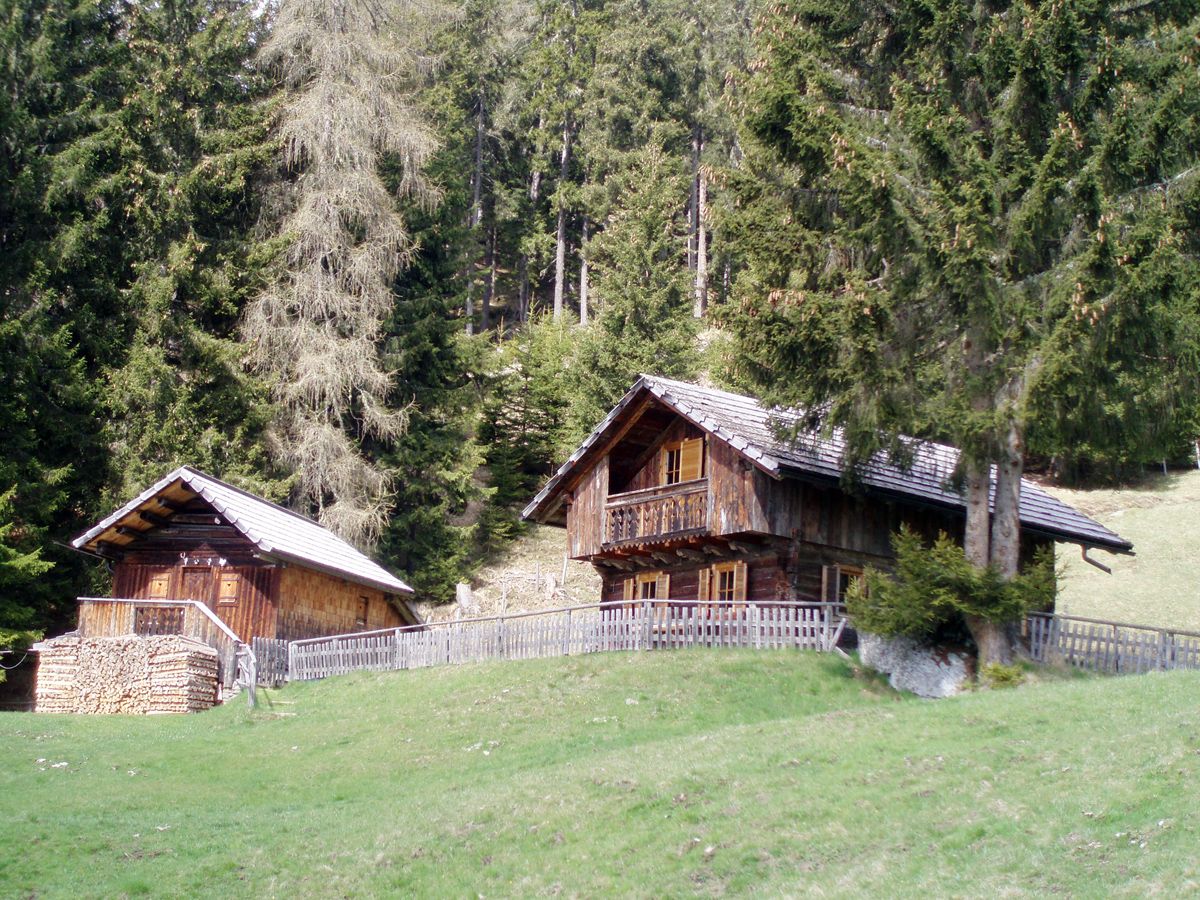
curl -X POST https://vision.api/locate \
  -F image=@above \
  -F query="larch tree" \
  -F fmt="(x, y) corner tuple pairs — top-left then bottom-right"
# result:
(724, 0), (1200, 663)
(246, 0), (444, 548)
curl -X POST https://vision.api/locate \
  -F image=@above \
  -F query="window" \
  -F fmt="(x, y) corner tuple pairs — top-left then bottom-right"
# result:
(622, 571), (670, 604)
(698, 561), (747, 604)
(660, 437), (704, 485)
(822, 564), (864, 603)
(217, 573), (240, 606)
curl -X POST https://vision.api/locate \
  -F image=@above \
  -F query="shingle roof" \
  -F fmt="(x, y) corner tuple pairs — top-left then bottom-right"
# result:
(73, 466), (416, 596)
(523, 375), (1133, 553)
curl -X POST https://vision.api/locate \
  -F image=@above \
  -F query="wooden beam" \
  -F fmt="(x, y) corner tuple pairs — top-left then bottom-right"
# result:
(94, 540), (123, 560)
(651, 551), (676, 565)
(701, 543), (726, 556)
(138, 510), (170, 528)
(156, 497), (186, 511)
(728, 540), (758, 555)
(676, 548), (706, 562)
(115, 526), (145, 540)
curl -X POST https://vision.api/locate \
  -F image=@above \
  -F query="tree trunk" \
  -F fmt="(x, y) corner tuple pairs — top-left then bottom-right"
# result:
(480, 224), (495, 332)
(465, 92), (486, 335)
(990, 416), (1024, 580)
(578, 216), (589, 325)
(962, 457), (990, 569)
(687, 124), (699, 273)
(965, 614), (1013, 667)
(552, 121), (573, 320)
(693, 157), (708, 318)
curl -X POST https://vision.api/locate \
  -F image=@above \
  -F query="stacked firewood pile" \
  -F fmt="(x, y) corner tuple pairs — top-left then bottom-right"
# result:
(35, 635), (219, 714)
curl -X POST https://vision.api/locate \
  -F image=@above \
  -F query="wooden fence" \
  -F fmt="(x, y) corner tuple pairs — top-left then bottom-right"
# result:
(1027, 612), (1200, 674)
(252, 638), (289, 688)
(288, 601), (848, 682)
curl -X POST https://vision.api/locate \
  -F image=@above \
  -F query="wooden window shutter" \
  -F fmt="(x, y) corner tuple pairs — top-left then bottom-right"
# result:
(698, 567), (711, 602)
(732, 561), (748, 603)
(147, 571), (171, 600)
(821, 565), (837, 602)
(217, 573), (240, 605)
(622, 577), (635, 602)
(680, 438), (704, 481)
(655, 572), (671, 601)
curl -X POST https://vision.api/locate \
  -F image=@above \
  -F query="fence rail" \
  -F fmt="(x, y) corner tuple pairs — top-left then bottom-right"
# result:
(289, 601), (848, 682)
(1027, 612), (1200, 674)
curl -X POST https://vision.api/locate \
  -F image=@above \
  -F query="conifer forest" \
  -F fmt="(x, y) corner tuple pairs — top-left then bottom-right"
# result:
(2, 0), (1199, 645)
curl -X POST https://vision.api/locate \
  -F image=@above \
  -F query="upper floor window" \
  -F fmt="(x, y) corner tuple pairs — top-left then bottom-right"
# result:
(660, 437), (704, 485)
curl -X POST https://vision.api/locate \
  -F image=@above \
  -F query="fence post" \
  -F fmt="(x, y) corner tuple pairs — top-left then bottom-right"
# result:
(642, 599), (652, 651)
(563, 608), (572, 656)
(1160, 630), (1171, 671)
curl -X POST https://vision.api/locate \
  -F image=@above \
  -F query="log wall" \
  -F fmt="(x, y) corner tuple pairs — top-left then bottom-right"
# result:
(35, 635), (218, 714)
(275, 567), (403, 641)
(567, 454), (608, 559)
(599, 551), (790, 604)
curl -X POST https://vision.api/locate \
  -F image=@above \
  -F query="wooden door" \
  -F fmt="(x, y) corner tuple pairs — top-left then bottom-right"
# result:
(179, 566), (215, 607)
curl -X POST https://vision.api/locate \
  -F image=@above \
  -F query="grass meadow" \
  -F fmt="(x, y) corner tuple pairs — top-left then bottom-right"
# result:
(1050, 469), (1200, 631)
(2, 650), (1199, 897)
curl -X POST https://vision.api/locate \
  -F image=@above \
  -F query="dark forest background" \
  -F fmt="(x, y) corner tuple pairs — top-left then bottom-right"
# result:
(3, 0), (1198, 645)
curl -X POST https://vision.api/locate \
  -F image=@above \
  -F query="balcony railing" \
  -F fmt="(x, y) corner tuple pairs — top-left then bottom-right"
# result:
(605, 479), (709, 545)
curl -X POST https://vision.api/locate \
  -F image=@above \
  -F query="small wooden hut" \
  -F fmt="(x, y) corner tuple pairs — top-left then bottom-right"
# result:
(71, 465), (420, 642)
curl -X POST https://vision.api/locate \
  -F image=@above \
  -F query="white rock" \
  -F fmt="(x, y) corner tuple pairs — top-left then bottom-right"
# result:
(858, 632), (970, 698)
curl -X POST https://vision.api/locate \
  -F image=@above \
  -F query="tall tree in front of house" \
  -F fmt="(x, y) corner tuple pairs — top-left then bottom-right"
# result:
(245, 0), (444, 548)
(722, 0), (1200, 663)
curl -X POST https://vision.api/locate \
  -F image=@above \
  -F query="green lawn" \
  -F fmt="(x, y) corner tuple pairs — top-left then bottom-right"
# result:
(2, 650), (1199, 897)
(1049, 469), (1200, 632)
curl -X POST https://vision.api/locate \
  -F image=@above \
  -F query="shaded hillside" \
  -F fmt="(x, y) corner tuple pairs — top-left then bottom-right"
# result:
(1047, 470), (1200, 632)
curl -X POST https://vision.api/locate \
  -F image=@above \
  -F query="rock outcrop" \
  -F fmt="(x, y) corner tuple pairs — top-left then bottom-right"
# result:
(858, 632), (971, 698)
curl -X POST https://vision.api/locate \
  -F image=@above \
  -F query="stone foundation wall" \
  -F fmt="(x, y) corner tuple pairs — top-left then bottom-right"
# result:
(35, 635), (219, 714)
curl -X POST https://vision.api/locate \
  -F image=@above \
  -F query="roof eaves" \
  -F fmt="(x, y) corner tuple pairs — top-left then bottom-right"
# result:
(71, 466), (192, 549)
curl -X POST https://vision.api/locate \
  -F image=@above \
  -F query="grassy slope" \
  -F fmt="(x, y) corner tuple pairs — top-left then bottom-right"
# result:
(1047, 469), (1200, 631)
(2, 652), (1199, 897)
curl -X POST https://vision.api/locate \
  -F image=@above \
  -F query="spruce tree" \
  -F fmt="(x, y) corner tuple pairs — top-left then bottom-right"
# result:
(569, 141), (697, 441)
(724, 0), (1200, 662)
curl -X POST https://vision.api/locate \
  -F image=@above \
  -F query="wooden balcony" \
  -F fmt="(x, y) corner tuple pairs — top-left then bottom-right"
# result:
(604, 479), (709, 546)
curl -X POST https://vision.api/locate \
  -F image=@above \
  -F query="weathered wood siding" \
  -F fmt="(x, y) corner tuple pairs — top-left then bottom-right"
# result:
(275, 567), (402, 641)
(599, 553), (789, 604)
(621, 420), (703, 493)
(567, 454), (608, 559)
(111, 502), (281, 642)
(113, 562), (278, 640)
(708, 438), (769, 536)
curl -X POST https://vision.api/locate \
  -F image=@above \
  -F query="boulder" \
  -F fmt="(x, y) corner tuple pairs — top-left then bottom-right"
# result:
(858, 632), (971, 698)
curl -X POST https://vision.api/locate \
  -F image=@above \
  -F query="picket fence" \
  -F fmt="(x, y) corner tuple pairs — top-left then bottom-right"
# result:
(1027, 612), (1200, 674)
(288, 601), (848, 682)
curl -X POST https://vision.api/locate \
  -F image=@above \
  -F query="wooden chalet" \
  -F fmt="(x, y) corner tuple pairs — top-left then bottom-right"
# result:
(71, 466), (420, 643)
(523, 376), (1133, 609)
